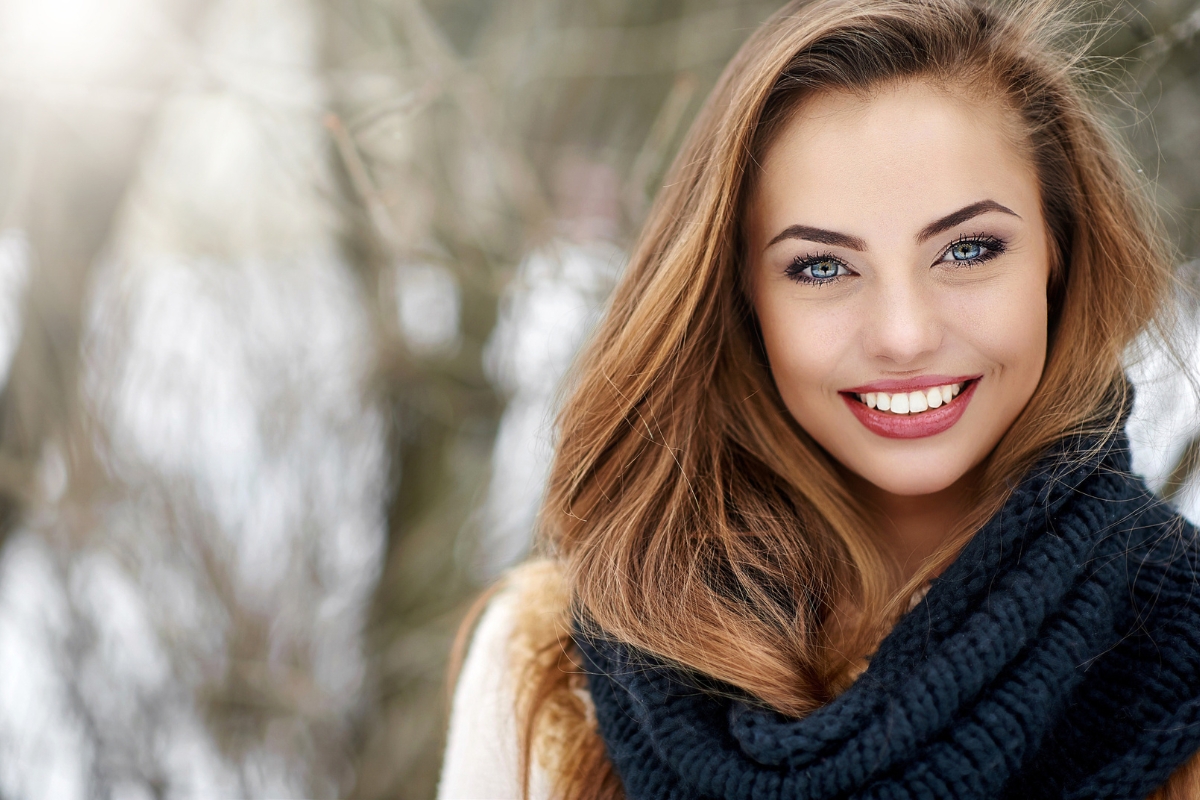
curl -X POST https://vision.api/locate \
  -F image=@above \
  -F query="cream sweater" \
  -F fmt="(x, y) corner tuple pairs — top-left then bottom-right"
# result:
(438, 586), (550, 800)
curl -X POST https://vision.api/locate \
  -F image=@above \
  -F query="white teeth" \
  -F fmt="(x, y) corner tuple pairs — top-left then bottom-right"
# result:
(856, 382), (967, 415)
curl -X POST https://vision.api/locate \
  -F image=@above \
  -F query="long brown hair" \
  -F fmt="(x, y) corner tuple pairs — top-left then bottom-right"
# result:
(518, 0), (1174, 795)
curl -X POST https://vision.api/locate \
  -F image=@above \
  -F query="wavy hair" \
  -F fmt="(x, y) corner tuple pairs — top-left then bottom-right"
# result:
(516, 0), (1174, 796)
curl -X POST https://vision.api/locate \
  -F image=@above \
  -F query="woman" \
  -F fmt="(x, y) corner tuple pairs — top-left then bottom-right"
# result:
(440, 0), (1200, 797)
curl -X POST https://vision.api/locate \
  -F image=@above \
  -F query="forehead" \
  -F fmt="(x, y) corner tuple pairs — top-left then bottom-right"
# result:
(748, 80), (1038, 245)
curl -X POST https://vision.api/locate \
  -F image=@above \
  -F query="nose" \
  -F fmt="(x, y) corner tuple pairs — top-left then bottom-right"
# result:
(860, 274), (943, 365)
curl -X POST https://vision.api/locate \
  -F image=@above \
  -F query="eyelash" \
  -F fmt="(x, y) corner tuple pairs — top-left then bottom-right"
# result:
(942, 233), (1008, 267)
(784, 233), (1009, 285)
(784, 252), (847, 286)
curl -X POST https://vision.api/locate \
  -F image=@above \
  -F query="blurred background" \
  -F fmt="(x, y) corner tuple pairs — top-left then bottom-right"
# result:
(0, 0), (1195, 797)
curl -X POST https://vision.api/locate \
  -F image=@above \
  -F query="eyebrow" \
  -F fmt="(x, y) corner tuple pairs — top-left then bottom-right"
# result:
(765, 199), (1021, 252)
(916, 200), (1020, 243)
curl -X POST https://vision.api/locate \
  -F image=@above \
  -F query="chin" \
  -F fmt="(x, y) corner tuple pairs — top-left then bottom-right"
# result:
(847, 456), (971, 498)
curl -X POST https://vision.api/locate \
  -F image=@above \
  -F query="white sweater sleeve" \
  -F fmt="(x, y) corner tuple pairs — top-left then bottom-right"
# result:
(438, 588), (551, 800)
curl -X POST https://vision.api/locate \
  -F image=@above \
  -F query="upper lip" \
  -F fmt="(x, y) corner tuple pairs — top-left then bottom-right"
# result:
(842, 374), (981, 394)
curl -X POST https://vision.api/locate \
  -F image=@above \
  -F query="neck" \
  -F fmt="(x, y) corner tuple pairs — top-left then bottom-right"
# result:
(844, 468), (980, 584)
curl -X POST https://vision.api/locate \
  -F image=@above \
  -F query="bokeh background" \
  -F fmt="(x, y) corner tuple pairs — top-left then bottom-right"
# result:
(0, 0), (1196, 797)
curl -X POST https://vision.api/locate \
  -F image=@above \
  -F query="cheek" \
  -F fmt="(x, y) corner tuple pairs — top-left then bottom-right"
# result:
(949, 274), (1048, 386)
(755, 296), (856, 406)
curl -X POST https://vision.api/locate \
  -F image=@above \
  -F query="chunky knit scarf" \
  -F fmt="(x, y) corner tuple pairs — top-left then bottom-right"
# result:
(577, 427), (1200, 800)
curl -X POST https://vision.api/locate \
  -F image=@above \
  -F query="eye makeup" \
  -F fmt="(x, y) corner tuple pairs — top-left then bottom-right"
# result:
(783, 232), (1011, 285)
(935, 233), (1008, 267)
(784, 252), (854, 285)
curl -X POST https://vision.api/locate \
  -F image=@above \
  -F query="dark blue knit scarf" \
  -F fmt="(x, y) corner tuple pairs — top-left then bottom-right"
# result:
(577, 426), (1200, 799)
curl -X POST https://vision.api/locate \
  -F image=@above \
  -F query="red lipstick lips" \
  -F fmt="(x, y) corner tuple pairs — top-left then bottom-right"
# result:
(840, 376), (980, 439)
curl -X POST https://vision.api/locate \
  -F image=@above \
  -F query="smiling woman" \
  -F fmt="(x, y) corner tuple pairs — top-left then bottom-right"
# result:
(439, 1), (1200, 799)
(748, 81), (1053, 572)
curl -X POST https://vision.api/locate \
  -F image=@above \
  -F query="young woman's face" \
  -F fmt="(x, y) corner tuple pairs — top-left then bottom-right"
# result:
(747, 81), (1051, 498)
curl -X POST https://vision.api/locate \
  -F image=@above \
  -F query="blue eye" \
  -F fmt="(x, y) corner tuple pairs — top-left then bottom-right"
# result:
(787, 256), (851, 284)
(950, 242), (982, 260)
(940, 236), (1006, 266)
(810, 258), (841, 278)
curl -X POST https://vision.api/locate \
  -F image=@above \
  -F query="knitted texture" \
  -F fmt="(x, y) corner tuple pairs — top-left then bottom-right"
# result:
(577, 427), (1200, 800)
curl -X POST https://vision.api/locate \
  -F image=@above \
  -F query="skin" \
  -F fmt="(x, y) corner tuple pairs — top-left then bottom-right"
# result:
(747, 80), (1051, 576)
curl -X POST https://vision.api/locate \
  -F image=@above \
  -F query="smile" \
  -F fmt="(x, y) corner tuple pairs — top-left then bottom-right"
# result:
(856, 382), (963, 414)
(840, 377), (980, 439)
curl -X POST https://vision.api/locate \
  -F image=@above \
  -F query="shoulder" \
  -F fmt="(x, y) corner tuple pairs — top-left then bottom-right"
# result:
(507, 559), (574, 661)
(1080, 470), (1200, 648)
(1112, 472), (1200, 581)
(438, 560), (571, 800)
(1088, 468), (1200, 569)
(438, 578), (524, 799)
(1091, 473), (1200, 798)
